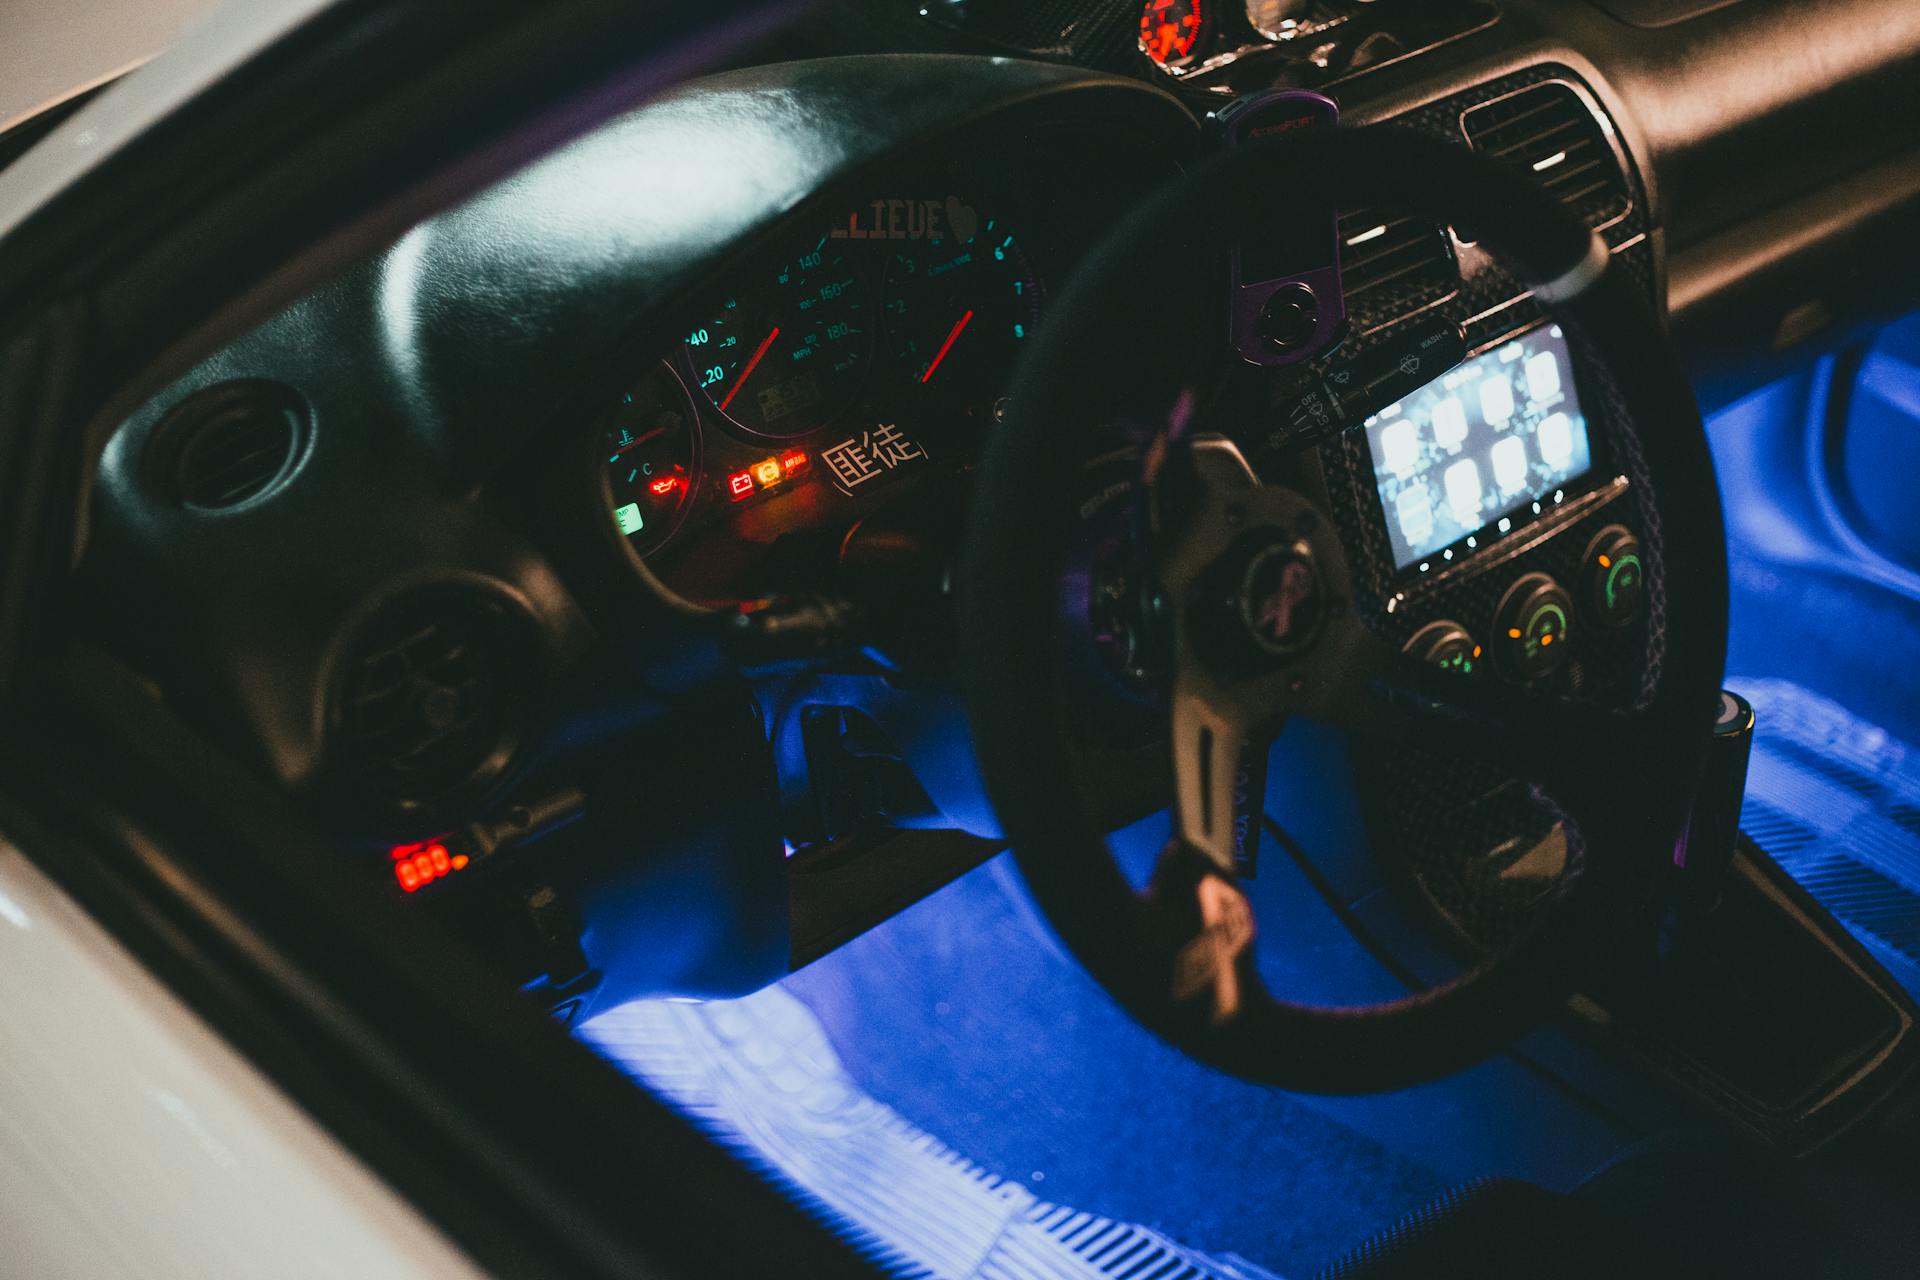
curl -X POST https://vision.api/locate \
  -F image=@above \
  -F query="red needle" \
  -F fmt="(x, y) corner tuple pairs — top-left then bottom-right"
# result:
(720, 325), (780, 413)
(613, 424), (669, 454)
(920, 309), (975, 384)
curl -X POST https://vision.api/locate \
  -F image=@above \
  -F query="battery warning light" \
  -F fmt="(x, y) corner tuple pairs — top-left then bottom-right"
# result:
(727, 451), (811, 502)
(392, 841), (470, 893)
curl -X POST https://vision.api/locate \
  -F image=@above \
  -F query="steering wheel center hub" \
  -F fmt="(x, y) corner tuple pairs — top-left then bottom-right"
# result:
(1235, 537), (1322, 658)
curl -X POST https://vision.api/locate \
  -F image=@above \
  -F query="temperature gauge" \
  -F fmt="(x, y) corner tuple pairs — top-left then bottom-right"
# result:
(600, 361), (699, 558)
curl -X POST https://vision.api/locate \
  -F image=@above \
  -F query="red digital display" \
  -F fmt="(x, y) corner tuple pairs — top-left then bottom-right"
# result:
(392, 841), (470, 893)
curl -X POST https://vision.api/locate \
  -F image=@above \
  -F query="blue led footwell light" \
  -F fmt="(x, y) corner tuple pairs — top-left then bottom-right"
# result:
(579, 987), (1289, 1280)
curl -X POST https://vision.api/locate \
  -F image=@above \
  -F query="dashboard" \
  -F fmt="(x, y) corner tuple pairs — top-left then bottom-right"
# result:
(70, 0), (1920, 992)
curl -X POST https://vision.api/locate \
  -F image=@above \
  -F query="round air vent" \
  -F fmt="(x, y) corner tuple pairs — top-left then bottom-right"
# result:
(332, 587), (539, 819)
(153, 380), (307, 510)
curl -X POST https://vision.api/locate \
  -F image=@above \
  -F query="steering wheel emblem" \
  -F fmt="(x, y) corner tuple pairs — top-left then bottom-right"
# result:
(1238, 539), (1322, 656)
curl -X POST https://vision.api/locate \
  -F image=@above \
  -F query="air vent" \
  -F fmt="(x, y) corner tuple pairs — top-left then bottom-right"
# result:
(333, 588), (536, 818)
(1461, 82), (1630, 230)
(1338, 207), (1459, 331)
(154, 381), (306, 511)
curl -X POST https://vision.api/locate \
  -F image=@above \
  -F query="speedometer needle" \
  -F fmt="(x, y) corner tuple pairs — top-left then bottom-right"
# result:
(920, 309), (974, 384)
(720, 325), (780, 413)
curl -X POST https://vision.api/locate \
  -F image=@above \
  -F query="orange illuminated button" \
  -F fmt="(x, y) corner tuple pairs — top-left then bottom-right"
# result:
(1583, 524), (1645, 629)
(1402, 619), (1482, 677)
(1492, 572), (1573, 681)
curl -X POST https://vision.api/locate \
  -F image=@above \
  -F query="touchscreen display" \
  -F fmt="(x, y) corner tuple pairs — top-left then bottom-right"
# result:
(1364, 323), (1592, 570)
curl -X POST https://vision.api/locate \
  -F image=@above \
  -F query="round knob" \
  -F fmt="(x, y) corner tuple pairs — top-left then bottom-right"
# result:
(1257, 283), (1320, 353)
(1403, 619), (1482, 677)
(1583, 524), (1645, 629)
(1493, 573), (1573, 680)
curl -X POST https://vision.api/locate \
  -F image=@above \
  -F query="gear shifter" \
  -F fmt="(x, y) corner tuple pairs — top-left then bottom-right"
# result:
(1675, 689), (1756, 913)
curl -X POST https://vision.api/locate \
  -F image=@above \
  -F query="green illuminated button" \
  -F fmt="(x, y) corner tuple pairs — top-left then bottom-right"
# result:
(1493, 572), (1574, 681)
(1403, 619), (1483, 677)
(1583, 524), (1644, 628)
(613, 502), (645, 536)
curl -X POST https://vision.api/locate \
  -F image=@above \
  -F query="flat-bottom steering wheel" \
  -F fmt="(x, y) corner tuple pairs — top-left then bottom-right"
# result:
(956, 127), (1727, 1093)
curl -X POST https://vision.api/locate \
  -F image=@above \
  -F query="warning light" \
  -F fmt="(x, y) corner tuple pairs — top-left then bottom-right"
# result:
(391, 840), (469, 893)
(648, 475), (682, 497)
(779, 450), (810, 476)
(753, 457), (783, 487)
(728, 471), (755, 500)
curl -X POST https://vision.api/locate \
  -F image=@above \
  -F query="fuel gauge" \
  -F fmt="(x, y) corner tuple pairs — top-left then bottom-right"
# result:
(599, 361), (699, 558)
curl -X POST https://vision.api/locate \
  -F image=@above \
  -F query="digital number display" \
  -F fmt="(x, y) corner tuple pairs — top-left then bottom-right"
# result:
(1365, 324), (1593, 571)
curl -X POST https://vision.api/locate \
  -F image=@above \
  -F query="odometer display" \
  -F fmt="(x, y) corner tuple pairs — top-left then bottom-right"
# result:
(686, 240), (872, 438)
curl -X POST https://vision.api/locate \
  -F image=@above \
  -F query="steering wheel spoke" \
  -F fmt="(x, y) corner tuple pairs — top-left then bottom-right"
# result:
(1170, 666), (1278, 875)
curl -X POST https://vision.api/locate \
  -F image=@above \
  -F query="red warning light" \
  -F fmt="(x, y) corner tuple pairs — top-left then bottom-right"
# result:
(648, 475), (682, 497)
(779, 450), (809, 477)
(391, 840), (468, 893)
(728, 471), (755, 500)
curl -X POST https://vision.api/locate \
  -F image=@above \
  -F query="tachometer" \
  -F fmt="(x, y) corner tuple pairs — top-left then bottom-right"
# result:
(881, 215), (1042, 406)
(1139, 0), (1207, 69)
(685, 240), (873, 439)
(600, 361), (699, 558)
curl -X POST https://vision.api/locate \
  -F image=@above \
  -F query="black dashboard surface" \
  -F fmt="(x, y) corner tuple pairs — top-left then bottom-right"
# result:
(79, 1), (1920, 838)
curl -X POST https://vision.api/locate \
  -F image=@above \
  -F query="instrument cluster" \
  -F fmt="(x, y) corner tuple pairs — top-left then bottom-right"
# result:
(590, 139), (1085, 605)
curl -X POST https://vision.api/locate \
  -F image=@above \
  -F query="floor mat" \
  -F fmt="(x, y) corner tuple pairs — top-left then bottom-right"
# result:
(580, 987), (1289, 1280)
(1731, 676), (1920, 996)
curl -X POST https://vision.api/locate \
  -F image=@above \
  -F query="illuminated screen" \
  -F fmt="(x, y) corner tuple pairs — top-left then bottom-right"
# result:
(1364, 323), (1593, 570)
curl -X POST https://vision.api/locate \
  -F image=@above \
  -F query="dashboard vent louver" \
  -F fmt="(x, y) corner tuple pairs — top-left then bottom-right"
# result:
(1460, 82), (1630, 230)
(1338, 207), (1459, 331)
(334, 589), (533, 818)
(158, 381), (306, 511)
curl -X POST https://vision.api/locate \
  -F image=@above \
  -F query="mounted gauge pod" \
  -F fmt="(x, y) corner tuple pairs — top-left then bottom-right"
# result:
(956, 126), (1726, 1092)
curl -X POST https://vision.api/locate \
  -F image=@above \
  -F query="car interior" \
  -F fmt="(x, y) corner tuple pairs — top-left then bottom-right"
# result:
(8, 0), (1920, 1275)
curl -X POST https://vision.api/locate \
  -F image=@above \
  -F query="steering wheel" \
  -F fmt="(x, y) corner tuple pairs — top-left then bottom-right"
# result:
(956, 126), (1728, 1093)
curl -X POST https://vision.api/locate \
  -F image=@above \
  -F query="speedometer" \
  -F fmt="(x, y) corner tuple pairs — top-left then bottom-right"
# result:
(685, 239), (873, 439)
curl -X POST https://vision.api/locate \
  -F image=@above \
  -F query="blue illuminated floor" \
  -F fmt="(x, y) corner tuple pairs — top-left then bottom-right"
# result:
(581, 986), (1292, 1280)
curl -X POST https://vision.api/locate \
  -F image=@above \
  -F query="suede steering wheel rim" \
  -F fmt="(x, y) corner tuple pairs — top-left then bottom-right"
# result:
(955, 126), (1728, 1093)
